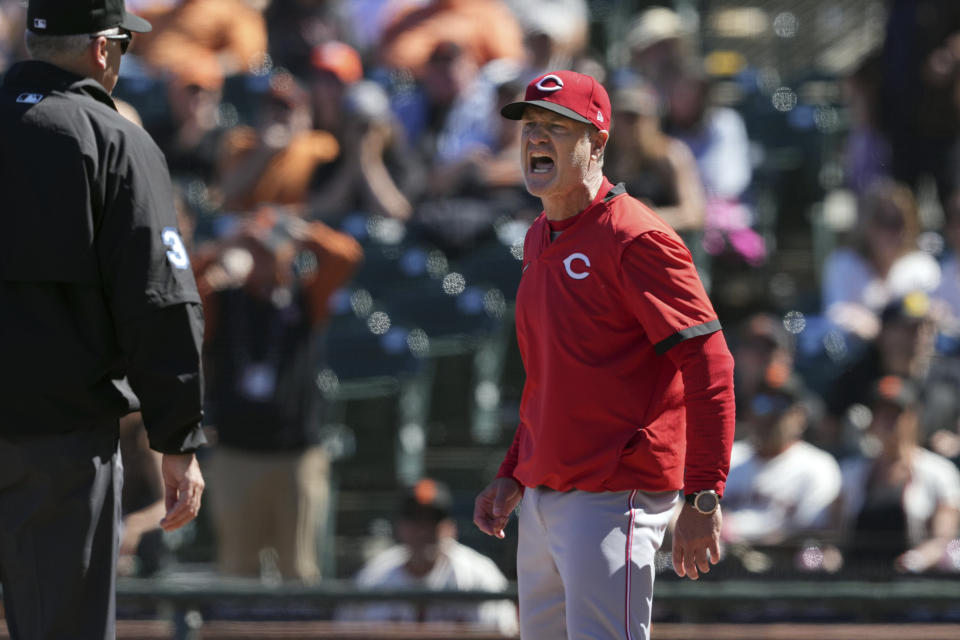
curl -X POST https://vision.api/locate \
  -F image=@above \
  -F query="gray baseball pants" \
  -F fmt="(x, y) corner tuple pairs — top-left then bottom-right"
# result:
(517, 487), (679, 640)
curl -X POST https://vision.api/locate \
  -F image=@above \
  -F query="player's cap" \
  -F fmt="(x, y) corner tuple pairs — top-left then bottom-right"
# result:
(871, 375), (919, 412)
(399, 478), (453, 523)
(626, 6), (685, 53)
(501, 70), (611, 132)
(311, 41), (363, 85)
(27, 0), (151, 35)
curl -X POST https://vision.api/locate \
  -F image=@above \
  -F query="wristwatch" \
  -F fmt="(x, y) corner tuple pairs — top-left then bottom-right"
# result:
(685, 490), (720, 515)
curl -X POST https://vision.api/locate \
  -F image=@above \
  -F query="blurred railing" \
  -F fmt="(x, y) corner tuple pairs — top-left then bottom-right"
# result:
(7, 576), (958, 639)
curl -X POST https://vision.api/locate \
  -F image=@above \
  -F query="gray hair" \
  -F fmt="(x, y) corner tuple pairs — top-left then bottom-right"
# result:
(24, 27), (121, 64)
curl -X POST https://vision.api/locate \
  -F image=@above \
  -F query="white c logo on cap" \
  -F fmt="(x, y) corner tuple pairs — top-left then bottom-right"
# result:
(535, 74), (564, 93)
(563, 252), (590, 279)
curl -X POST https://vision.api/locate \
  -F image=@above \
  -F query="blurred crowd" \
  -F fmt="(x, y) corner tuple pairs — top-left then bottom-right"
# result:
(6, 0), (960, 626)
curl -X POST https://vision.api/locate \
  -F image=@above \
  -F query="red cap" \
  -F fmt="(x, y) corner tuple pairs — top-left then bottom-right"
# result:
(501, 70), (611, 132)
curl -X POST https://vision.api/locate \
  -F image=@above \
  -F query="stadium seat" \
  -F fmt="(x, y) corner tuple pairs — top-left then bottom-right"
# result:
(454, 239), (524, 302)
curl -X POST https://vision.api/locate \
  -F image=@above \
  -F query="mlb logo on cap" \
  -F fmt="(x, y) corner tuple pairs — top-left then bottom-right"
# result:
(16, 92), (45, 104)
(26, 0), (152, 36)
(501, 70), (612, 132)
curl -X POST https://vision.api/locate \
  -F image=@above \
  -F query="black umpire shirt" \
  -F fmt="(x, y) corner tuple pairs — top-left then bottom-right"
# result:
(0, 61), (206, 454)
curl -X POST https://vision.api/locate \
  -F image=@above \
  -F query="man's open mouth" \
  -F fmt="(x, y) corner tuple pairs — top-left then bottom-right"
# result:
(530, 154), (555, 174)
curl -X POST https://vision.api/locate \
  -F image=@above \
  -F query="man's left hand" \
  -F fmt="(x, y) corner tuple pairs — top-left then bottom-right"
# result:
(672, 503), (722, 580)
(159, 453), (205, 532)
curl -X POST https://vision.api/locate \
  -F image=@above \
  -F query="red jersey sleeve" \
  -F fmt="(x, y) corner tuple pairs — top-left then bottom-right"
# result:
(666, 331), (736, 496)
(618, 230), (719, 353)
(619, 228), (734, 495)
(497, 427), (522, 480)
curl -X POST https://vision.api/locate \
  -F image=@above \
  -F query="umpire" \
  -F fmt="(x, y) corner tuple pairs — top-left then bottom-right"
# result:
(0, 1), (206, 638)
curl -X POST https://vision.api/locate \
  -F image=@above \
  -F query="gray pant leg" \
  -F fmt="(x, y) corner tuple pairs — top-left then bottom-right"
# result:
(557, 490), (678, 640)
(0, 427), (121, 640)
(517, 488), (568, 640)
(518, 488), (678, 640)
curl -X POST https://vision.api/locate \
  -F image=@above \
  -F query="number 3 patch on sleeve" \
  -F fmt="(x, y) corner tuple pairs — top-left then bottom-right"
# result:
(161, 228), (190, 269)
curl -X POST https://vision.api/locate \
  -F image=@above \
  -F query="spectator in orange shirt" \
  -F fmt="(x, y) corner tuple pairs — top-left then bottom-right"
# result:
(196, 207), (362, 581)
(216, 71), (339, 212)
(378, 0), (524, 77)
(132, 0), (268, 78)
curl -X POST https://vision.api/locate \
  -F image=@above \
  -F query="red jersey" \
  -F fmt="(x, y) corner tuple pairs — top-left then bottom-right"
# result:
(498, 179), (732, 493)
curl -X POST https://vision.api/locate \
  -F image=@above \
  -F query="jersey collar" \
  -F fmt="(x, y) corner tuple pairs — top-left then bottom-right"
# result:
(603, 181), (627, 202)
(539, 177), (625, 248)
(4, 60), (118, 111)
(544, 178), (625, 227)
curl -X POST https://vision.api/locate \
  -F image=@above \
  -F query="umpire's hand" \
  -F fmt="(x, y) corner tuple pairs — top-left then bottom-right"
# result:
(672, 504), (722, 580)
(159, 453), (205, 532)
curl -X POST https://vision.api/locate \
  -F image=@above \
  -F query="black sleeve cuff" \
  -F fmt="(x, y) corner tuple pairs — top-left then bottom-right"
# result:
(151, 423), (207, 454)
(654, 319), (722, 355)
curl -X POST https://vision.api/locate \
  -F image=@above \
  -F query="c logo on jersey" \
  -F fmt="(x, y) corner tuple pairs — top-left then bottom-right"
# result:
(563, 252), (590, 279)
(161, 227), (190, 270)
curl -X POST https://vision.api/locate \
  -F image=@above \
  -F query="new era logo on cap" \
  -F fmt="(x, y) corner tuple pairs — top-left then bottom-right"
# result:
(501, 70), (611, 132)
(33, 18), (46, 29)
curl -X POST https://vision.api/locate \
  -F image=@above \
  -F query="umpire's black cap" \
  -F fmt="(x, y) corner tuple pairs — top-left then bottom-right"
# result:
(27, 0), (152, 35)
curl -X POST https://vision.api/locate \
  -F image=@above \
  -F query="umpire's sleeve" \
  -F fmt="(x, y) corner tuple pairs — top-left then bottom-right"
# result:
(119, 303), (207, 453)
(97, 129), (206, 453)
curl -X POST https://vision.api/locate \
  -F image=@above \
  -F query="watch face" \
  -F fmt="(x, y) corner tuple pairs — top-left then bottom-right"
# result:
(695, 492), (718, 513)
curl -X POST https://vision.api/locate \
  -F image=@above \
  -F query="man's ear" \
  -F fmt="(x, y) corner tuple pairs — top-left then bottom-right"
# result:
(592, 129), (609, 160)
(91, 36), (109, 71)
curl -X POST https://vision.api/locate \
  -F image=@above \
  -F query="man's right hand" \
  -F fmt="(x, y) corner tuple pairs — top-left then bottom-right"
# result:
(473, 477), (522, 539)
(159, 453), (205, 532)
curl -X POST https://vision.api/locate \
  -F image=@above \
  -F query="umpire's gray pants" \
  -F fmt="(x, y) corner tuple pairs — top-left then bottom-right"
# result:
(0, 427), (121, 640)
(517, 487), (679, 640)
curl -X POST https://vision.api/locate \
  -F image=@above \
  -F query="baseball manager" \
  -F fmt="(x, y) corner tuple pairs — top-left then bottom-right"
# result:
(474, 70), (736, 639)
(0, 1), (205, 638)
